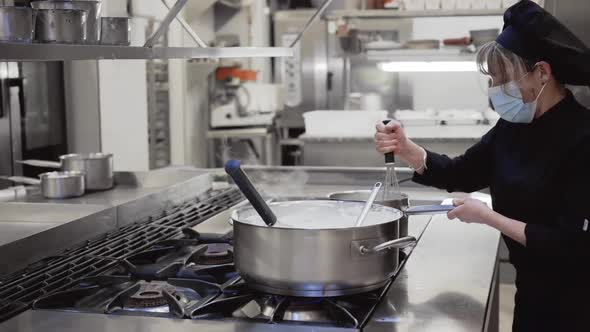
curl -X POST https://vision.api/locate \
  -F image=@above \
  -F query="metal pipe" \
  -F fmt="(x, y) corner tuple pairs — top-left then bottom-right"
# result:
(160, 0), (208, 48)
(289, 0), (333, 48)
(144, 0), (189, 48)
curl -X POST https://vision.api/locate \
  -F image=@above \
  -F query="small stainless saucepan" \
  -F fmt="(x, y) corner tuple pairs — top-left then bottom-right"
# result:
(18, 153), (113, 191)
(1, 171), (85, 199)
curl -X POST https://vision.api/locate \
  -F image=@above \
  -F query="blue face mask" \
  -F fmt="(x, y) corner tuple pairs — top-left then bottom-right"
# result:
(488, 75), (547, 124)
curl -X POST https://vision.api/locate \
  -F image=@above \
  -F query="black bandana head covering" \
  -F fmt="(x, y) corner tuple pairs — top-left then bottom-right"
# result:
(497, 0), (590, 86)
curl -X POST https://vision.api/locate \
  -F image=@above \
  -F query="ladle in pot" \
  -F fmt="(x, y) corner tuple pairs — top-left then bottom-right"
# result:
(225, 160), (277, 227)
(355, 182), (382, 227)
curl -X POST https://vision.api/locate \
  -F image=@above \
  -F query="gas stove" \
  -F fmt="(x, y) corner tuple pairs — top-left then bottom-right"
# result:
(30, 228), (401, 329)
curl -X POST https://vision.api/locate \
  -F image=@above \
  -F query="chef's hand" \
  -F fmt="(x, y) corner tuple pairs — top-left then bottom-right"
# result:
(447, 198), (494, 224)
(375, 121), (427, 174)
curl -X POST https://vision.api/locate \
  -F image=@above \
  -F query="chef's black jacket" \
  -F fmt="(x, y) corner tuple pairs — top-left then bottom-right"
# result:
(413, 91), (590, 332)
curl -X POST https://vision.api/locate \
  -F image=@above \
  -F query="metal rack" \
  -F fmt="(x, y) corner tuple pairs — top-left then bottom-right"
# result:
(327, 8), (504, 19)
(0, 188), (244, 323)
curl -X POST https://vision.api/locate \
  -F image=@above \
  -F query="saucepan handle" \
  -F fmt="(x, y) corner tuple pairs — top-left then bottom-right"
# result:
(405, 205), (455, 216)
(16, 159), (61, 168)
(360, 236), (417, 255)
(0, 176), (41, 186)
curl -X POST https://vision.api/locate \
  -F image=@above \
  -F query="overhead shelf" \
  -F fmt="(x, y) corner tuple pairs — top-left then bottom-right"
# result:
(327, 8), (505, 19)
(363, 48), (476, 62)
(0, 43), (294, 61)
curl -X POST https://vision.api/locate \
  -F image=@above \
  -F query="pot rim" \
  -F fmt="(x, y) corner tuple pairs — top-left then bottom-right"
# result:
(231, 199), (403, 231)
(60, 153), (113, 161)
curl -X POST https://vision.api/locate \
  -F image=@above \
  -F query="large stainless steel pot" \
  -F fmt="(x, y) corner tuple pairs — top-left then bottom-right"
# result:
(18, 153), (113, 190)
(32, 0), (101, 43)
(34, 8), (88, 44)
(328, 190), (410, 237)
(231, 200), (417, 297)
(0, 7), (34, 42)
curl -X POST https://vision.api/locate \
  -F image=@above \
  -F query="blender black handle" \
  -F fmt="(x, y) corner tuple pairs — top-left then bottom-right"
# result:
(382, 120), (395, 164)
(225, 160), (277, 227)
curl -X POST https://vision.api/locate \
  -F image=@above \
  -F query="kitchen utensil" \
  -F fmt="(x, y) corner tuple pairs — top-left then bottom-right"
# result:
(0, 7), (34, 42)
(31, 0), (101, 43)
(231, 199), (417, 297)
(470, 29), (499, 47)
(100, 17), (130, 46)
(1, 171), (85, 199)
(18, 153), (113, 191)
(327, 191), (454, 237)
(355, 182), (382, 227)
(405, 39), (440, 49)
(382, 120), (402, 201)
(34, 9), (88, 44)
(225, 159), (277, 226)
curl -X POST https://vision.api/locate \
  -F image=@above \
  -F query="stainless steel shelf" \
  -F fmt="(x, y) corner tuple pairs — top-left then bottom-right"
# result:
(364, 48), (476, 61)
(0, 43), (294, 61)
(327, 8), (505, 19)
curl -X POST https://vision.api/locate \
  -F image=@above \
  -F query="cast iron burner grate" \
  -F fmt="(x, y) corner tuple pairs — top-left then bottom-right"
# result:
(32, 275), (221, 318)
(190, 280), (389, 328)
(0, 188), (244, 322)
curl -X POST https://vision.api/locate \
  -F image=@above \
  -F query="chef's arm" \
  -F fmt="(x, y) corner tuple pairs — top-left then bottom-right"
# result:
(412, 128), (495, 193)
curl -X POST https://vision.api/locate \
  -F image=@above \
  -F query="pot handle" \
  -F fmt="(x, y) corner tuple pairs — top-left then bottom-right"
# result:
(0, 176), (41, 186)
(360, 236), (417, 255)
(405, 205), (454, 215)
(16, 159), (61, 168)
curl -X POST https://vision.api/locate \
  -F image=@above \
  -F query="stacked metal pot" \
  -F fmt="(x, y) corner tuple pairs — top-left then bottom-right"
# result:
(0, 0), (131, 45)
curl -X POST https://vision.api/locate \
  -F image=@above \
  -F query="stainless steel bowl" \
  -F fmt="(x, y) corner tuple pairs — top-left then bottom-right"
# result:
(35, 9), (88, 44)
(32, 0), (101, 43)
(100, 17), (130, 46)
(0, 7), (34, 42)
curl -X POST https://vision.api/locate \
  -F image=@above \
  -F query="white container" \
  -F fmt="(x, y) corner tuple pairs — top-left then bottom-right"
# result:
(403, 0), (426, 11)
(303, 110), (388, 138)
(425, 0), (441, 9)
(360, 93), (383, 111)
(471, 0), (486, 9)
(441, 0), (457, 9)
(485, 0), (502, 9)
(456, 0), (472, 9)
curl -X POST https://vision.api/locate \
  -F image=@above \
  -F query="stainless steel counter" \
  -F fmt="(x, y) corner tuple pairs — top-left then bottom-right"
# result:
(0, 168), (212, 277)
(0, 166), (500, 331)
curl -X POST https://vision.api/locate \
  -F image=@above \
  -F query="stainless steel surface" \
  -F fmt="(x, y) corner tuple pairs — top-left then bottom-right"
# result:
(0, 167), (500, 331)
(17, 159), (61, 168)
(0, 203), (116, 276)
(273, 11), (328, 128)
(364, 214), (500, 332)
(0, 185), (26, 202)
(232, 200), (405, 297)
(470, 29), (500, 47)
(34, 9), (88, 44)
(0, 43), (294, 61)
(60, 153), (113, 190)
(326, 8), (505, 19)
(0, 7), (34, 42)
(160, 0), (207, 48)
(545, 0), (590, 108)
(38, 171), (85, 198)
(355, 182), (382, 227)
(0, 311), (355, 332)
(288, 0), (333, 48)
(144, 0), (188, 48)
(100, 17), (130, 46)
(31, 0), (102, 43)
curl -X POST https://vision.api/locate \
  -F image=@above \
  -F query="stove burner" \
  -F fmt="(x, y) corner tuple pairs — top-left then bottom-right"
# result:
(127, 283), (177, 308)
(193, 244), (234, 266)
(281, 299), (332, 323)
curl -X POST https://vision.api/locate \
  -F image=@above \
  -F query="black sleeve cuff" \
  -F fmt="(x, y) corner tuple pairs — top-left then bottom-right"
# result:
(411, 150), (451, 189)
